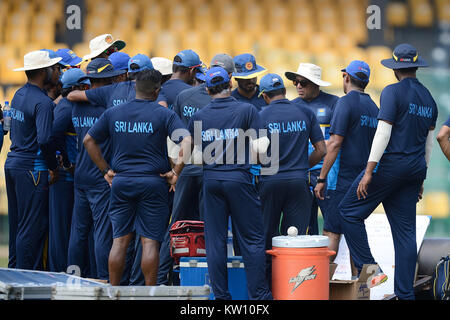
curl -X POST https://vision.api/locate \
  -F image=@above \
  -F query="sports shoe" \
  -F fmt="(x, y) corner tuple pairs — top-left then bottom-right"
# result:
(369, 271), (388, 288)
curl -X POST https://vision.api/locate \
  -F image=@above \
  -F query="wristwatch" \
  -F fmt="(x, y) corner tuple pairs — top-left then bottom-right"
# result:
(317, 178), (326, 184)
(101, 167), (111, 176)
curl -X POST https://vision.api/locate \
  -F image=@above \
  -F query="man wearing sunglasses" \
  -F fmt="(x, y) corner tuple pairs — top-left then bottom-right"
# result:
(285, 63), (339, 236)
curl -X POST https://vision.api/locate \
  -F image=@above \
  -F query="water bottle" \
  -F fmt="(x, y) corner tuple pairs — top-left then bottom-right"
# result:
(3, 101), (11, 132)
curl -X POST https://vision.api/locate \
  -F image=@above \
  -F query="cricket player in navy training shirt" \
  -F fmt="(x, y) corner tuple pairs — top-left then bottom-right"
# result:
(6, 50), (61, 270)
(84, 69), (192, 285)
(188, 67), (273, 300)
(156, 54), (236, 286)
(314, 61), (379, 263)
(231, 53), (267, 111)
(68, 58), (126, 280)
(156, 49), (202, 109)
(48, 68), (90, 272)
(258, 73), (326, 282)
(339, 44), (438, 300)
(67, 53), (154, 109)
(285, 63), (339, 235)
(437, 115), (450, 161)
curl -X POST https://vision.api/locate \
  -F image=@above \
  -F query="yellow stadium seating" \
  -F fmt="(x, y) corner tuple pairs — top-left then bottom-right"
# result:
(410, 0), (434, 27)
(436, 0), (450, 23)
(307, 33), (331, 54)
(206, 31), (233, 59)
(386, 2), (409, 27)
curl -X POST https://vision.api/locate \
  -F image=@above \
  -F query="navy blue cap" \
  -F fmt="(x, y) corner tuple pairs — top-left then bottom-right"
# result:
(79, 58), (126, 81)
(205, 67), (230, 88)
(258, 73), (285, 97)
(55, 49), (83, 67)
(128, 54), (153, 73)
(61, 68), (90, 89)
(341, 60), (371, 83)
(233, 53), (267, 79)
(108, 51), (130, 71)
(173, 49), (202, 68)
(381, 43), (428, 69)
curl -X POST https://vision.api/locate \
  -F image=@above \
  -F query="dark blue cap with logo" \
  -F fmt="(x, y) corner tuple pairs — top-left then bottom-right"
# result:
(341, 60), (371, 83)
(205, 67), (230, 88)
(381, 43), (428, 69)
(79, 58), (126, 81)
(173, 49), (202, 68)
(259, 73), (285, 97)
(55, 48), (83, 67)
(128, 54), (153, 73)
(109, 51), (130, 71)
(196, 66), (207, 82)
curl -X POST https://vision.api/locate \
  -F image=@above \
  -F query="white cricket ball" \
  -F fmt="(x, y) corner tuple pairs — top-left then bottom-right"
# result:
(287, 226), (298, 237)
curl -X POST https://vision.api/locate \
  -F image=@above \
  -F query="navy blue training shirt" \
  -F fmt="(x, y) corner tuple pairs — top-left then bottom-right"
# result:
(72, 101), (111, 188)
(292, 91), (339, 172)
(85, 80), (136, 109)
(328, 91), (379, 192)
(156, 79), (192, 110)
(378, 78), (438, 174)
(231, 86), (267, 111)
(88, 99), (187, 176)
(173, 84), (211, 176)
(5, 83), (57, 171)
(259, 98), (324, 181)
(52, 98), (78, 181)
(188, 96), (263, 184)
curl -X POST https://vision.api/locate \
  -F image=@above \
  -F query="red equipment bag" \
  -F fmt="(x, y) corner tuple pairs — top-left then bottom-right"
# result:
(169, 220), (206, 263)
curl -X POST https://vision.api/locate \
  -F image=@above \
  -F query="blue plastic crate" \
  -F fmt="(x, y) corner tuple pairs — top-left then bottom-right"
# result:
(179, 256), (248, 300)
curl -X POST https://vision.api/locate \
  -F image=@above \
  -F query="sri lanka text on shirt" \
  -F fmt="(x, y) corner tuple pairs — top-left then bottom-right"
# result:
(114, 121), (154, 134)
(268, 121), (308, 134)
(408, 103), (433, 119)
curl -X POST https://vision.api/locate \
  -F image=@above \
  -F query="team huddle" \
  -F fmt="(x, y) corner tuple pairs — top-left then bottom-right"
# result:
(3, 33), (444, 300)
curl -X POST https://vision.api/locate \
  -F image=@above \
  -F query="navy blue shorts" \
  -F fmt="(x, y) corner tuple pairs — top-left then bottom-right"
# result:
(109, 175), (170, 241)
(323, 189), (346, 234)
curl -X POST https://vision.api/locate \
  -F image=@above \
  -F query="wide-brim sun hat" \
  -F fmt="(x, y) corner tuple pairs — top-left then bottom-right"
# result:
(285, 63), (331, 87)
(82, 34), (126, 61)
(381, 43), (428, 69)
(232, 53), (267, 79)
(78, 58), (127, 81)
(14, 50), (62, 71)
(151, 57), (173, 75)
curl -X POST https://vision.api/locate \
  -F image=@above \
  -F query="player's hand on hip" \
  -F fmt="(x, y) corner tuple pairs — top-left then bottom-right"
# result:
(314, 182), (325, 200)
(160, 171), (178, 192)
(357, 172), (372, 200)
(418, 184), (424, 202)
(49, 169), (59, 185)
(104, 169), (116, 187)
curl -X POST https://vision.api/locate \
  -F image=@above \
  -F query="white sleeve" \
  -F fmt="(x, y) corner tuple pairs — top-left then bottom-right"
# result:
(425, 129), (434, 167)
(167, 137), (180, 160)
(251, 136), (270, 154)
(368, 120), (393, 163)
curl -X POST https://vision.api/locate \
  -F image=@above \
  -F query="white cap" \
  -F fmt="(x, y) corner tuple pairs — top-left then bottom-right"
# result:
(151, 57), (173, 75)
(285, 63), (331, 87)
(272, 235), (329, 248)
(82, 34), (126, 61)
(14, 50), (62, 72)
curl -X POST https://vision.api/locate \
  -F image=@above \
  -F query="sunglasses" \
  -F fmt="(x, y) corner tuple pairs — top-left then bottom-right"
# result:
(293, 79), (312, 87)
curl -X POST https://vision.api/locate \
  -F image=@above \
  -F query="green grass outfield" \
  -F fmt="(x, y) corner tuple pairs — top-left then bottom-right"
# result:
(0, 246), (7, 268)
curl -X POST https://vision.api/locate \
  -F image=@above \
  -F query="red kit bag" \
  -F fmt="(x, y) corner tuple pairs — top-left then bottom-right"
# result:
(169, 220), (206, 263)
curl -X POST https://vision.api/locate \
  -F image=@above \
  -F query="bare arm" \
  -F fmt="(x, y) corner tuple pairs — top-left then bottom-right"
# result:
(83, 133), (114, 186)
(437, 125), (450, 161)
(309, 140), (327, 169)
(318, 134), (343, 180)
